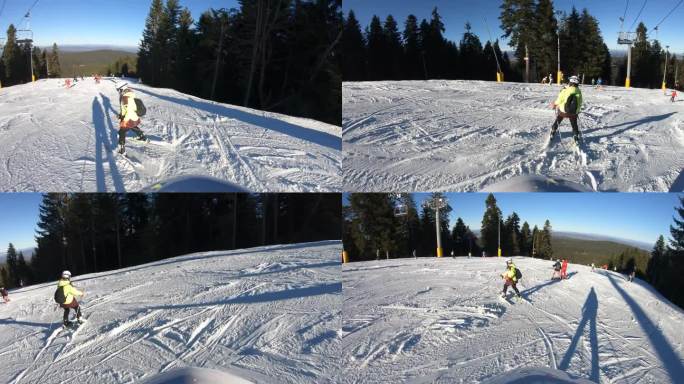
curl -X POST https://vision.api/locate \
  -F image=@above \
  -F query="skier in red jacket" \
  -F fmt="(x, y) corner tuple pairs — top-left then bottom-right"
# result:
(561, 259), (569, 279)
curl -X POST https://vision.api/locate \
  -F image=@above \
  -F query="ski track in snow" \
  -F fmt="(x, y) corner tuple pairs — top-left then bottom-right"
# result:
(0, 78), (341, 192)
(341, 257), (684, 383)
(343, 80), (684, 192)
(0, 241), (342, 384)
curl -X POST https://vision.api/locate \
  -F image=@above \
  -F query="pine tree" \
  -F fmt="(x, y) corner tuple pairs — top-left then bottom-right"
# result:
(2, 25), (22, 85)
(460, 22), (484, 80)
(366, 15), (386, 80)
(670, 196), (684, 251)
(520, 221), (532, 256)
(647, 235), (666, 289)
(341, 10), (366, 81)
(538, 220), (553, 259)
(452, 218), (470, 256)
(5, 243), (18, 287)
(395, 194), (420, 257)
(383, 15), (403, 80)
(402, 14), (422, 79)
(49, 43), (61, 77)
(500, 0), (537, 82)
(532, 0), (558, 77)
(138, 0), (166, 86)
(481, 194), (503, 256)
(347, 194), (399, 260)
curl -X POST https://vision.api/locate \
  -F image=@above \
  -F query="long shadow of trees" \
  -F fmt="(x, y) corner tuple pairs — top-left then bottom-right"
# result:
(92, 96), (124, 192)
(607, 274), (684, 380)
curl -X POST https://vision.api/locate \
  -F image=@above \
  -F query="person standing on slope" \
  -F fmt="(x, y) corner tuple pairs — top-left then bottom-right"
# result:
(500, 259), (521, 299)
(671, 89), (678, 103)
(549, 75), (583, 145)
(551, 259), (562, 280)
(1, 287), (9, 303)
(116, 83), (147, 154)
(561, 258), (569, 279)
(54, 271), (86, 328)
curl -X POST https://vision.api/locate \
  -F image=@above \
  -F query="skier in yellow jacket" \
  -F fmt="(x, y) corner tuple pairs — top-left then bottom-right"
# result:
(549, 75), (583, 145)
(55, 270), (86, 327)
(501, 259), (521, 299)
(116, 83), (147, 154)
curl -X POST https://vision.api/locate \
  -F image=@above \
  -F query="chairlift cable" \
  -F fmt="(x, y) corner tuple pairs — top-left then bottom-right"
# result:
(620, 0), (629, 31)
(628, 0), (648, 31)
(654, 0), (683, 30)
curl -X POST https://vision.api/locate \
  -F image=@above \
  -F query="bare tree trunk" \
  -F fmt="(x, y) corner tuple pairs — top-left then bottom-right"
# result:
(232, 193), (238, 249)
(272, 194), (278, 243)
(243, 0), (264, 107)
(210, 18), (226, 101)
(116, 214), (122, 268)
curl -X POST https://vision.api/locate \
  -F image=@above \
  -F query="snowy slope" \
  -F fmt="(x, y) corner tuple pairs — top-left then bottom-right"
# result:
(0, 78), (341, 192)
(0, 241), (341, 384)
(343, 80), (684, 192)
(341, 256), (684, 383)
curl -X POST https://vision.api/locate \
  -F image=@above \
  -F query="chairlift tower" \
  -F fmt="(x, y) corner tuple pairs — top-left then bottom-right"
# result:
(662, 45), (669, 91)
(618, 31), (636, 88)
(422, 196), (448, 257)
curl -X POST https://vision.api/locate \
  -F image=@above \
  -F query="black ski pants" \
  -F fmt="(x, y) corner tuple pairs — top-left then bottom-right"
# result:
(551, 113), (579, 137)
(118, 127), (146, 145)
(502, 279), (520, 296)
(61, 299), (82, 324)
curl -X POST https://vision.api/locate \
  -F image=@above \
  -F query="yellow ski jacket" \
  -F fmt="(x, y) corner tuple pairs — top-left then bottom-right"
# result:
(57, 279), (83, 305)
(553, 85), (583, 114)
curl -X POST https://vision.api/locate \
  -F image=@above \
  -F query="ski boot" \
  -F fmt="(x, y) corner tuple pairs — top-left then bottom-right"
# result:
(118, 143), (126, 155)
(572, 133), (581, 147)
(136, 133), (148, 142)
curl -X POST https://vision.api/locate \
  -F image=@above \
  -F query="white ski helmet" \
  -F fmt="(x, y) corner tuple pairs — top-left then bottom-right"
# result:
(61, 270), (72, 279)
(506, 258), (513, 265)
(115, 82), (129, 93)
(569, 76), (580, 85)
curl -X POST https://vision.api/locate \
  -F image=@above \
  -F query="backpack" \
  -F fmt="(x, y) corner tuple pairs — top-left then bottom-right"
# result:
(565, 92), (578, 114)
(515, 267), (522, 281)
(54, 286), (66, 304)
(134, 98), (147, 117)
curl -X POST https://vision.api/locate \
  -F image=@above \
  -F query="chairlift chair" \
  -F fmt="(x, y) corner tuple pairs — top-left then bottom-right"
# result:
(394, 204), (408, 217)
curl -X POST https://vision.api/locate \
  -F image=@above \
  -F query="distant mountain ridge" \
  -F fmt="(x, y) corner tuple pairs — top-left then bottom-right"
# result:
(0, 247), (35, 263)
(40, 44), (138, 53)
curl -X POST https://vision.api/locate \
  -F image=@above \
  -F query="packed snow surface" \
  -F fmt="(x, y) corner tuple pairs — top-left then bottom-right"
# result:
(341, 256), (684, 383)
(0, 241), (341, 384)
(0, 78), (341, 192)
(343, 80), (684, 192)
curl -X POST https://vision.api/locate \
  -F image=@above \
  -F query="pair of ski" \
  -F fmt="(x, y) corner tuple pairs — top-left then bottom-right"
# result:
(499, 293), (529, 305)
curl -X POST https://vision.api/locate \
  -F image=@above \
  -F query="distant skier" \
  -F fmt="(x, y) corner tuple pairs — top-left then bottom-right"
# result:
(671, 89), (678, 103)
(412, 249), (417, 258)
(628, 268), (636, 282)
(548, 73), (554, 85)
(542, 76), (548, 84)
(54, 271), (86, 328)
(451, 250), (455, 258)
(591, 262), (595, 272)
(597, 77), (603, 87)
(591, 78), (595, 86)
(551, 259), (562, 279)
(1, 287), (9, 303)
(116, 83), (147, 154)
(561, 259), (569, 279)
(500, 259), (522, 299)
(549, 75), (583, 145)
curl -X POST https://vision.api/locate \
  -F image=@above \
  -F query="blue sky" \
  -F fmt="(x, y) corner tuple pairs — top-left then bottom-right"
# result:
(0, 193), (43, 251)
(343, 0), (684, 54)
(410, 193), (682, 245)
(0, 0), (238, 47)
(343, 193), (682, 245)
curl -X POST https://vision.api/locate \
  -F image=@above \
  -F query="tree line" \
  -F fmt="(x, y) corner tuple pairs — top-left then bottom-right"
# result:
(341, 1), (683, 90)
(343, 193), (554, 261)
(341, 8), (512, 82)
(1, 24), (62, 86)
(137, 0), (341, 125)
(647, 196), (684, 309)
(0, 193), (340, 288)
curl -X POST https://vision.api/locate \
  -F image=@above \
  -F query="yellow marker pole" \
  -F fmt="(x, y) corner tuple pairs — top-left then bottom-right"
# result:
(557, 71), (562, 85)
(662, 82), (667, 91)
(626, 77), (631, 88)
(436, 247), (443, 257)
(498, 248), (502, 257)
(342, 251), (349, 264)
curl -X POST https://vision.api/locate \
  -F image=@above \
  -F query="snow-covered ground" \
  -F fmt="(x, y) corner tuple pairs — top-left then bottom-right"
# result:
(343, 80), (684, 192)
(0, 78), (341, 192)
(341, 256), (684, 383)
(0, 241), (341, 384)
